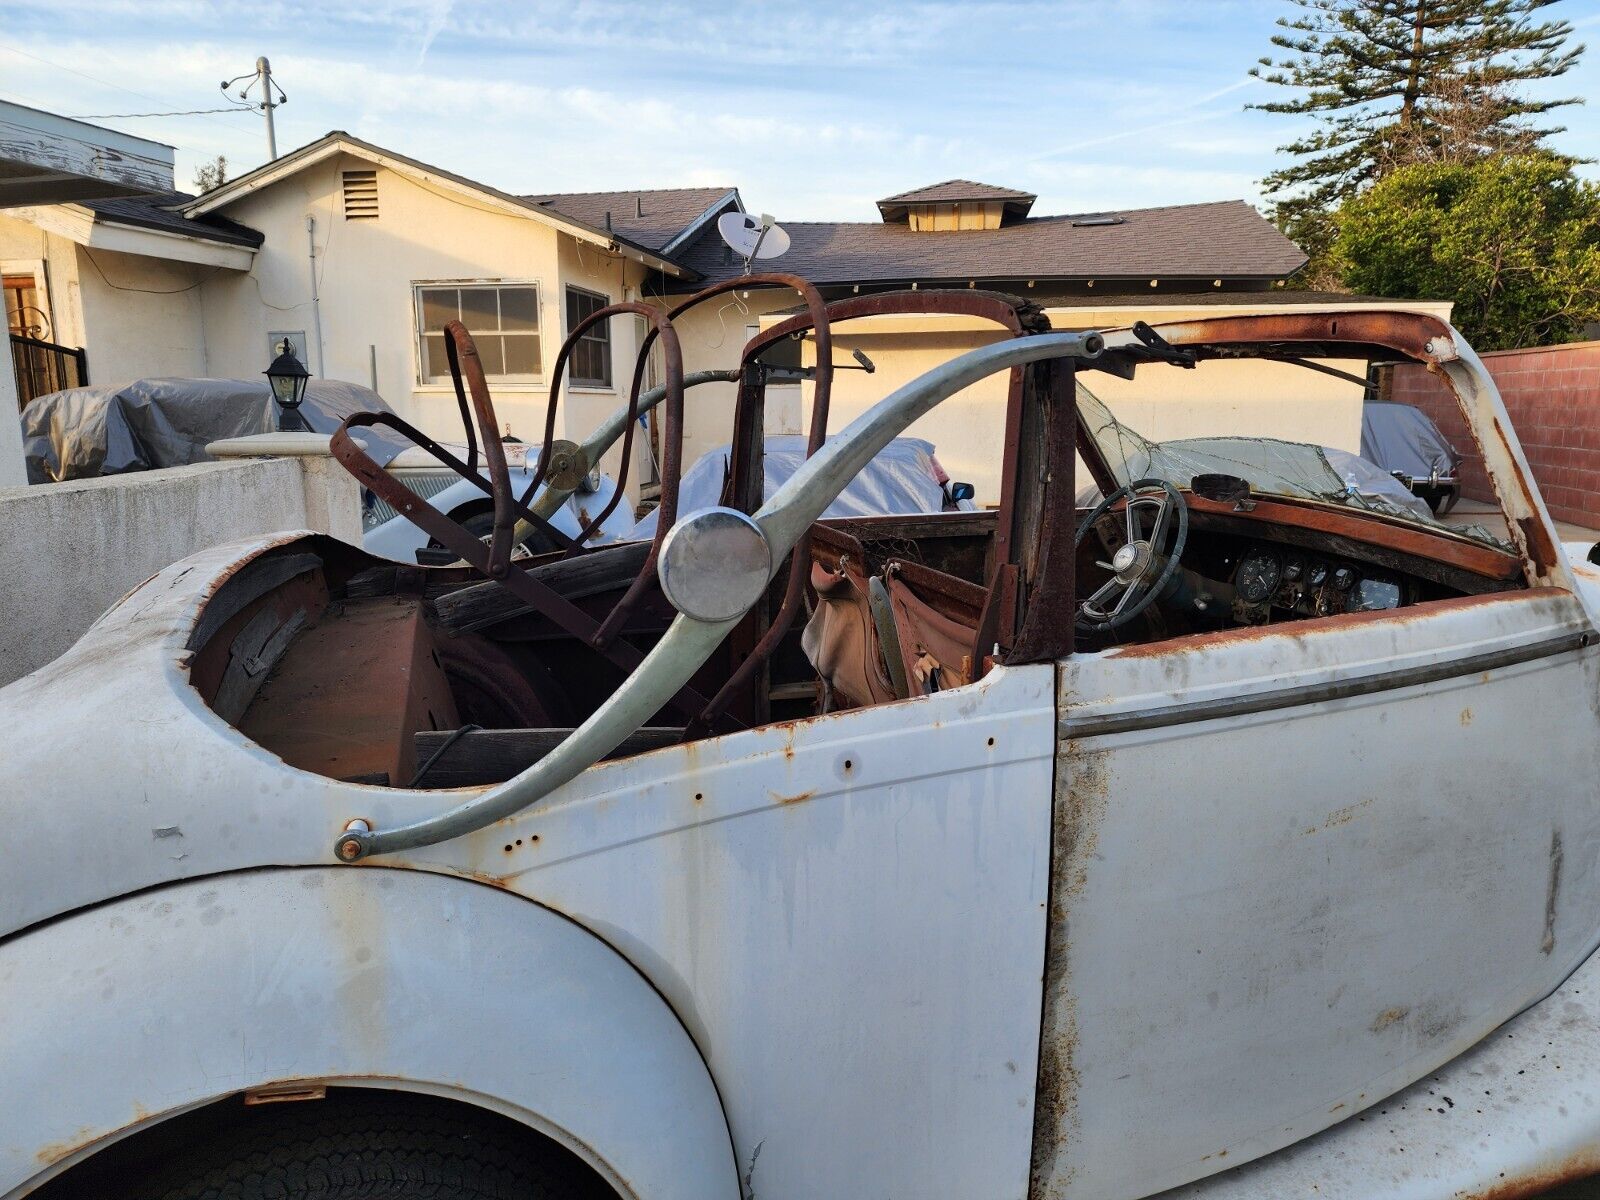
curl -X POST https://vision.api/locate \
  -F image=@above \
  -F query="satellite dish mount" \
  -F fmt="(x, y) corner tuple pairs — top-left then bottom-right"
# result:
(717, 211), (791, 275)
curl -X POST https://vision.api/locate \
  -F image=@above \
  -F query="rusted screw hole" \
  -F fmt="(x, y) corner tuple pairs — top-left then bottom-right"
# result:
(843, 759), (853, 771)
(530, 834), (540, 843)
(694, 792), (703, 801)
(503, 843), (513, 853)
(987, 737), (995, 747)
(516, 839), (523, 846)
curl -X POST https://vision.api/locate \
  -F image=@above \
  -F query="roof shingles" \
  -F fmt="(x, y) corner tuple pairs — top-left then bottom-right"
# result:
(672, 200), (1306, 289)
(879, 179), (1036, 205)
(84, 190), (263, 248)
(524, 187), (734, 253)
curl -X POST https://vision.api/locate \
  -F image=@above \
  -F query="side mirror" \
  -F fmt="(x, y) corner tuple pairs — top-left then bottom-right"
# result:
(948, 481), (975, 503)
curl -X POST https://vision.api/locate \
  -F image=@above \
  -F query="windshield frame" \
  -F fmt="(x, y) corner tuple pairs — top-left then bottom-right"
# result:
(1081, 310), (1576, 595)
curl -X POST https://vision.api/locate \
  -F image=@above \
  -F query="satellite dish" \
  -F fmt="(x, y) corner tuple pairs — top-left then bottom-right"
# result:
(718, 211), (791, 271)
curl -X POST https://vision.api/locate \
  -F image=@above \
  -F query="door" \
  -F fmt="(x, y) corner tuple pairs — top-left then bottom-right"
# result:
(1031, 587), (1600, 1200)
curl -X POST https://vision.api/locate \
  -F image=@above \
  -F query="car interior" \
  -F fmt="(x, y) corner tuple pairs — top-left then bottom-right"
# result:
(183, 288), (1527, 790)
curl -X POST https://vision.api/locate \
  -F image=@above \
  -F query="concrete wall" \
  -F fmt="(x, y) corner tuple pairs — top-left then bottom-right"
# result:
(0, 456), (361, 686)
(1390, 339), (1600, 528)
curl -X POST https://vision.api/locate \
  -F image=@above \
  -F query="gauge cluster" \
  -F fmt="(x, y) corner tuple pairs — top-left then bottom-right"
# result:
(1232, 546), (1405, 622)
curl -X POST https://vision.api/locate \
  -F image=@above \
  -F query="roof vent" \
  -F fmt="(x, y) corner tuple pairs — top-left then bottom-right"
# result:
(342, 169), (379, 220)
(1071, 214), (1124, 227)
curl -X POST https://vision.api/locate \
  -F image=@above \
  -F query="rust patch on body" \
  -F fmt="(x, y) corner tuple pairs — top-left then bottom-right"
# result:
(1461, 1149), (1600, 1200)
(1030, 736), (1113, 1193)
(1109, 591), (1537, 659)
(1371, 1006), (1409, 1033)
(772, 790), (815, 806)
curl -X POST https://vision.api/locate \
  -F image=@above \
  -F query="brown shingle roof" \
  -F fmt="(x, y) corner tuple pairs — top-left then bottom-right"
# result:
(84, 190), (263, 248)
(671, 200), (1306, 290)
(524, 187), (736, 253)
(878, 179), (1036, 221)
(879, 179), (1036, 204)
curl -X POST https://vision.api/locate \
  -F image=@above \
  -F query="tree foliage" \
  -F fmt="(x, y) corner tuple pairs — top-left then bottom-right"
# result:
(1333, 155), (1600, 349)
(1253, 0), (1584, 220)
(193, 155), (229, 194)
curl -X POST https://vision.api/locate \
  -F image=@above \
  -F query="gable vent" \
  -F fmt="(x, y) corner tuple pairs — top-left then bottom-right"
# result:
(342, 170), (379, 220)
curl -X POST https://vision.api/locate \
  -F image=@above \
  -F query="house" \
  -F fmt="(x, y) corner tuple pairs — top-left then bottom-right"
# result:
(0, 100), (181, 485)
(2, 132), (1451, 504)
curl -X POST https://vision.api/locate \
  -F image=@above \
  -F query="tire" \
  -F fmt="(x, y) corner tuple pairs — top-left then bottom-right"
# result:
(457, 510), (562, 558)
(129, 1090), (607, 1200)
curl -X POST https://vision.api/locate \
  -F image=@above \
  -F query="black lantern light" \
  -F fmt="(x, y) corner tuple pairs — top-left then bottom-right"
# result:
(264, 342), (311, 430)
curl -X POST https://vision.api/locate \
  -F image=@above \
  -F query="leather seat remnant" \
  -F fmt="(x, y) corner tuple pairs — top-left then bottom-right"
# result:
(802, 556), (976, 709)
(885, 572), (973, 694)
(803, 560), (899, 708)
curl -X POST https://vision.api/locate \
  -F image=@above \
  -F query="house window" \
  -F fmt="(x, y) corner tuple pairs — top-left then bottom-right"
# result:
(415, 283), (540, 384)
(4, 273), (46, 339)
(565, 286), (612, 388)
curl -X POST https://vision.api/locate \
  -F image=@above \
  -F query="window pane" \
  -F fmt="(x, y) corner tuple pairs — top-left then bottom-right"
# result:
(459, 288), (499, 332)
(423, 332), (448, 380)
(570, 341), (594, 384)
(476, 334), (506, 376)
(420, 288), (457, 331)
(501, 287), (539, 332)
(503, 334), (539, 376)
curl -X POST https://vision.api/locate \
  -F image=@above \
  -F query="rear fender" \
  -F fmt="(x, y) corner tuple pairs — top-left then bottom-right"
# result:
(0, 868), (737, 1200)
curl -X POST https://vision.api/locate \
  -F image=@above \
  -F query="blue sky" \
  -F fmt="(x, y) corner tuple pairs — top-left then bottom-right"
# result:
(2, 0), (1598, 222)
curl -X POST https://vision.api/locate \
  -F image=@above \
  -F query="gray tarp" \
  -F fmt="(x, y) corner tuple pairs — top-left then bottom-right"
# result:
(632, 436), (957, 538)
(1360, 401), (1460, 481)
(20, 378), (411, 483)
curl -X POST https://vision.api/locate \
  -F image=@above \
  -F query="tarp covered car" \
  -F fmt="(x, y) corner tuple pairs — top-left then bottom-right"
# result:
(1361, 399), (1462, 513)
(19, 377), (410, 483)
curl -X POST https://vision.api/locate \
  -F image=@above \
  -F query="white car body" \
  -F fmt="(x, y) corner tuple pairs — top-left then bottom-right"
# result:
(4, 306), (1600, 1200)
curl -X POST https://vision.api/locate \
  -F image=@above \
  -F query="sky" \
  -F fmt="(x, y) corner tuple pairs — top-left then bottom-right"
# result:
(2, 0), (1599, 223)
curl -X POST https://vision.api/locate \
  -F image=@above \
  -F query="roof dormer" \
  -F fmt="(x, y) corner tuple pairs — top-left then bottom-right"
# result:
(876, 179), (1036, 230)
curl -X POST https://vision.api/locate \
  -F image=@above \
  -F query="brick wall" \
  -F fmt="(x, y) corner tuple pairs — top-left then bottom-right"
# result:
(1388, 340), (1600, 529)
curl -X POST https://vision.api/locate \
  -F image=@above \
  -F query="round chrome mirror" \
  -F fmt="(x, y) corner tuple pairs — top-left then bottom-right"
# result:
(658, 506), (772, 623)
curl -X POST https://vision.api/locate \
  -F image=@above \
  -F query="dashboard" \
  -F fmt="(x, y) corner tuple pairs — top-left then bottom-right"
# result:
(1232, 544), (1406, 622)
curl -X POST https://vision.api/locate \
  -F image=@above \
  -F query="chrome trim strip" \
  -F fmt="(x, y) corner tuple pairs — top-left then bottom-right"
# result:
(1062, 629), (1595, 740)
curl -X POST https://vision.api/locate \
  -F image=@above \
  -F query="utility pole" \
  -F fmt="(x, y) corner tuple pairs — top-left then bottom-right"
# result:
(221, 57), (287, 162)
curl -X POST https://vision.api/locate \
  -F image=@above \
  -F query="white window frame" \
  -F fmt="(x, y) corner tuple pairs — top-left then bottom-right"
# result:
(563, 284), (614, 392)
(412, 279), (543, 389)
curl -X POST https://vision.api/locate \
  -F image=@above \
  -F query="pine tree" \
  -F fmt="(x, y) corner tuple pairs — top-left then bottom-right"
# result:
(1252, 0), (1584, 221)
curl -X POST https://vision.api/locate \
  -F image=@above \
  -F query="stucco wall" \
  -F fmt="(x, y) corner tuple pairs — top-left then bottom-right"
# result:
(197, 155), (650, 484)
(73, 245), (209, 381)
(0, 213), (86, 349)
(0, 212), (209, 387)
(0, 456), (361, 686)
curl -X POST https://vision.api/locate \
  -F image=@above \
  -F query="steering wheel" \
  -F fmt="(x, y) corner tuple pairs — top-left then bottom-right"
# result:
(1075, 478), (1189, 633)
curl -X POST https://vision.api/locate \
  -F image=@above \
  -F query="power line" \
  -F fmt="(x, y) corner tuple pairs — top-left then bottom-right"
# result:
(71, 106), (250, 120)
(0, 43), (259, 138)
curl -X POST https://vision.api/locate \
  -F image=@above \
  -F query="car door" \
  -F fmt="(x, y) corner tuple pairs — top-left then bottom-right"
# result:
(1031, 585), (1600, 1200)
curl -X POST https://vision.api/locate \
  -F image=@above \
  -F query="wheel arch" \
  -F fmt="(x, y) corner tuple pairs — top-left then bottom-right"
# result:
(0, 867), (738, 1200)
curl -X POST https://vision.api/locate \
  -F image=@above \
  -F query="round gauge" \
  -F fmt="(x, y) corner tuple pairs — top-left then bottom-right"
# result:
(1235, 551), (1282, 604)
(1283, 557), (1304, 583)
(1308, 563), (1328, 587)
(1333, 567), (1357, 591)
